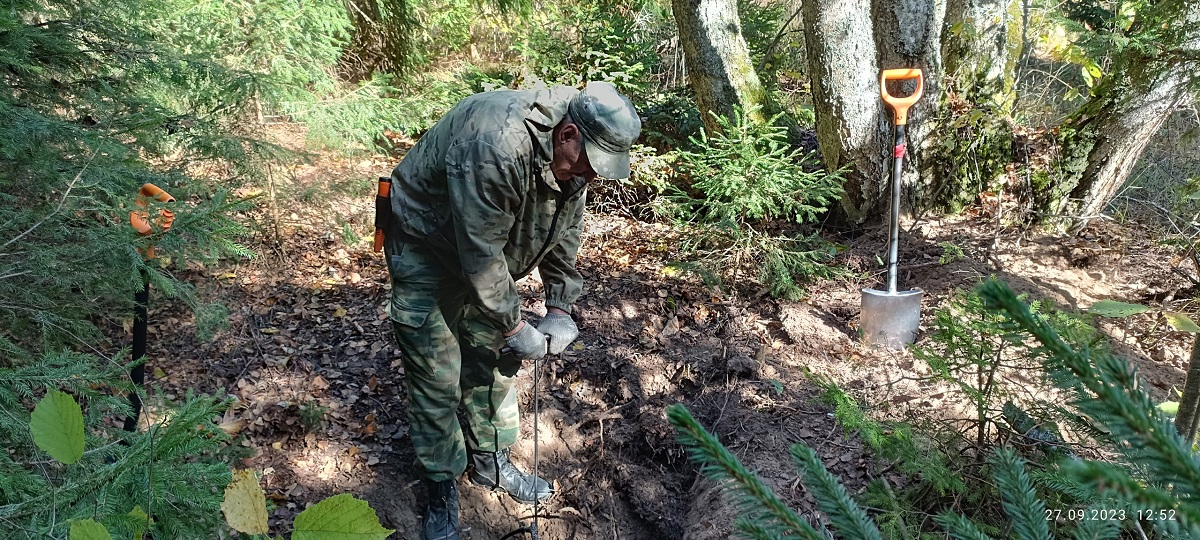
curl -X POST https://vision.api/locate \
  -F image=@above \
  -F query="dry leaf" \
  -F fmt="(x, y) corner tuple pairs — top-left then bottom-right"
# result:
(221, 470), (269, 535)
(334, 307), (347, 318)
(220, 419), (246, 436)
(260, 327), (279, 335)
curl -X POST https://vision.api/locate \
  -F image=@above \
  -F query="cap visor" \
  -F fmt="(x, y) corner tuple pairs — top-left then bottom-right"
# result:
(584, 141), (631, 180)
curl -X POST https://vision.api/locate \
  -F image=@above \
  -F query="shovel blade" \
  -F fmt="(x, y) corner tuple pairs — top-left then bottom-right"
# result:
(861, 288), (923, 349)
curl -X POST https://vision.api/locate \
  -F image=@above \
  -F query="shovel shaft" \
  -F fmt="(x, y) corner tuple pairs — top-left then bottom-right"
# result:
(123, 269), (149, 432)
(888, 124), (906, 293)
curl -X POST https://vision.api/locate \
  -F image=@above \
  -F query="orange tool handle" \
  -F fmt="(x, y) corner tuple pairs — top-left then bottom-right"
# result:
(373, 177), (392, 253)
(879, 68), (924, 125)
(129, 183), (175, 259)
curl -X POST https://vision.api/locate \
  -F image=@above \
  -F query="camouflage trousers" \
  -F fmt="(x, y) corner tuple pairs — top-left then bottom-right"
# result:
(386, 240), (522, 481)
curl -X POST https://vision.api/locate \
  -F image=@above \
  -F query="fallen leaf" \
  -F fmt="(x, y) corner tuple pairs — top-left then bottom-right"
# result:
(220, 419), (246, 437)
(334, 307), (347, 318)
(221, 470), (268, 535)
(260, 327), (279, 335)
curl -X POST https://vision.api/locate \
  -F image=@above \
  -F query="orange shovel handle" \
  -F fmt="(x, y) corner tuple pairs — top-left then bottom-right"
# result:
(880, 69), (924, 125)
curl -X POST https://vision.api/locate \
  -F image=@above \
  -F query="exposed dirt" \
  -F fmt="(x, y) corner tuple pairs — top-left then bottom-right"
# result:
(120, 128), (1195, 539)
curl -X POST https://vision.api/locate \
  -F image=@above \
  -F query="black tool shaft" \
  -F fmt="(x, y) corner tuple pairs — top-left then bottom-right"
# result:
(887, 124), (907, 294)
(124, 269), (149, 432)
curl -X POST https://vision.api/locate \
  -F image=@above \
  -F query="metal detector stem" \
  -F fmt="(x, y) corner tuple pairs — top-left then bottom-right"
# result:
(497, 338), (548, 540)
(531, 342), (541, 540)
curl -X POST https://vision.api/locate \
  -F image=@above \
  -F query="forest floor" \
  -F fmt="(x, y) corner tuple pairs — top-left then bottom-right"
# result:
(130, 127), (1195, 539)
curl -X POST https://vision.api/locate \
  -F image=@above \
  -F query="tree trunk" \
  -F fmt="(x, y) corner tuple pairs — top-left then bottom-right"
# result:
(1175, 334), (1200, 443)
(803, 0), (954, 222)
(926, 0), (1018, 213)
(802, 0), (888, 223)
(943, 0), (1016, 108)
(1049, 2), (1200, 227)
(672, 0), (768, 134)
(1058, 75), (1192, 224)
(872, 0), (948, 213)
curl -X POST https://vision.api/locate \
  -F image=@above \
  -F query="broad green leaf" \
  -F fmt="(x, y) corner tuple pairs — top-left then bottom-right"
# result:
(1164, 312), (1200, 333)
(1159, 401), (1180, 416)
(293, 493), (394, 540)
(30, 390), (85, 464)
(128, 505), (150, 539)
(70, 519), (112, 540)
(1088, 300), (1150, 318)
(221, 469), (269, 535)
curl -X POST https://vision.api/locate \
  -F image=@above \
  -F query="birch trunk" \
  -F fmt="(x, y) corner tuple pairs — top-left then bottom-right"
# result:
(672, 0), (768, 133)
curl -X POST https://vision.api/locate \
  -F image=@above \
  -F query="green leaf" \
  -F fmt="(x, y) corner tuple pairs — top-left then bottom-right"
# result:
(293, 493), (394, 540)
(1088, 300), (1150, 318)
(128, 505), (150, 539)
(30, 390), (85, 464)
(1164, 312), (1200, 333)
(1159, 401), (1180, 416)
(70, 519), (112, 540)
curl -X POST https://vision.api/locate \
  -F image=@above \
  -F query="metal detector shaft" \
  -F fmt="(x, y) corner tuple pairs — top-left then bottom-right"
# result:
(529, 337), (549, 540)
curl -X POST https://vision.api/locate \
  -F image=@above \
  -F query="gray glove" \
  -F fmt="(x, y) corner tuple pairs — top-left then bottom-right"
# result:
(537, 313), (579, 355)
(504, 322), (547, 361)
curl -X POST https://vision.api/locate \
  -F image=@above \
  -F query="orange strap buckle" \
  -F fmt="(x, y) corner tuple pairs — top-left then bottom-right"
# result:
(129, 183), (175, 259)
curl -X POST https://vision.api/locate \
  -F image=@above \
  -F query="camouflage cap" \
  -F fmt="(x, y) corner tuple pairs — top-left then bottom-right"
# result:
(568, 81), (641, 179)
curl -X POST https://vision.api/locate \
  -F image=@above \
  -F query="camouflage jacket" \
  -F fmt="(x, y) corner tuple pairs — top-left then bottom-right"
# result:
(386, 85), (587, 332)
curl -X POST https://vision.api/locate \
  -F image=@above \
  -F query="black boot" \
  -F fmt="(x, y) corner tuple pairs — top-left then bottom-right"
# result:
(468, 448), (553, 505)
(421, 478), (460, 540)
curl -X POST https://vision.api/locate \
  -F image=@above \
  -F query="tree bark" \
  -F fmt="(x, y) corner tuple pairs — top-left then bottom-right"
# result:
(872, 0), (947, 212)
(1051, 1), (1200, 227)
(1059, 75), (1193, 223)
(1175, 334), (1200, 443)
(943, 0), (1016, 109)
(802, 0), (888, 223)
(925, 0), (1018, 212)
(672, 0), (768, 134)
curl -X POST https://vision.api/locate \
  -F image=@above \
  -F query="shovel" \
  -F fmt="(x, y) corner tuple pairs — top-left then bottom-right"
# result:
(861, 68), (923, 349)
(126, 183), (174, 431)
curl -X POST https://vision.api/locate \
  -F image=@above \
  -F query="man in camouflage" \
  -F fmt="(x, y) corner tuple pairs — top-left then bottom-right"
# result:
(381, 81), (641, 540)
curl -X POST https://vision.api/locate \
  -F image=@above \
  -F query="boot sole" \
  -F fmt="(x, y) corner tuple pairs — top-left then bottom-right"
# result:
(467, 470), (553, 505)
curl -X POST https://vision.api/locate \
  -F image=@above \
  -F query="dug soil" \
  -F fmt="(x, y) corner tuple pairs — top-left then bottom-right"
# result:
(131, 130), (1194, 539)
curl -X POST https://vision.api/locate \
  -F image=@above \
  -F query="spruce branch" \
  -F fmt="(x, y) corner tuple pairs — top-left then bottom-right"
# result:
(989, 448), (1049, 540)
(934, 512), (995, 540)
(1071, 514), (1119, 540)
(666, 404), (823, 539)
(978, 280), (1200, 531)
(789, 444), (883, 540)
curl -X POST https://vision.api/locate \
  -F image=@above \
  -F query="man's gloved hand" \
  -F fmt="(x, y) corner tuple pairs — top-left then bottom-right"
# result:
(504, 322), (548, 361)
(537, 312), (579, 355)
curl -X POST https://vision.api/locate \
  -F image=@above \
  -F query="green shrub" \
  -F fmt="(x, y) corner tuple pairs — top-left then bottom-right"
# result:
(518, 0), (670, 99)
(0, 0), (275, 536)
(665, 107), (844, 300)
